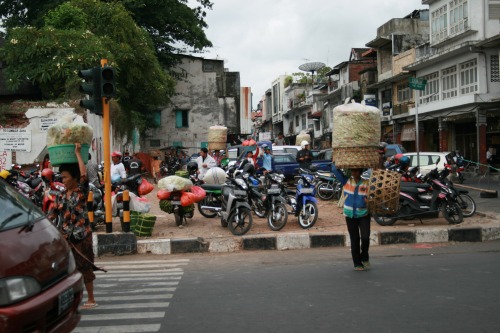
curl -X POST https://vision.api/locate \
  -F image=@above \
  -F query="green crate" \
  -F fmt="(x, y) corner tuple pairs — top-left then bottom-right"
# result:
(48, 144), (90, 166)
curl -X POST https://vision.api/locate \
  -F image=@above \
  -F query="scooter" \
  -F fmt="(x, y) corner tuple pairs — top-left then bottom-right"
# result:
(314, 171), (342, 201)
(372, 167), (463, 226)
(291, 168), (319, 229)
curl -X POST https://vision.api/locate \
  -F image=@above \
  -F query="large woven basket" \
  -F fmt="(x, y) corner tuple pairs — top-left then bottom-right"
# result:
(133, 213), (157, 237)
(333, 146), (379, 169)
(367, 169), (401, 215)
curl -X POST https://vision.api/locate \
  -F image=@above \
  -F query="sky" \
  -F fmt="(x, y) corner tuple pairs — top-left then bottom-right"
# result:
(195, 0), (425, 108)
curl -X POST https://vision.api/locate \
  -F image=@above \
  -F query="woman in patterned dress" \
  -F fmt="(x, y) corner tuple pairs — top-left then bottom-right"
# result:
(48, 143), (98, 309)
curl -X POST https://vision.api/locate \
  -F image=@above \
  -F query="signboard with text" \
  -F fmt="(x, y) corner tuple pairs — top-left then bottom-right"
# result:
(409, 77), (427, 91)
(0, 129), (32, 152)
(0, 151), (12, 171)
(40, 117), (58, 131)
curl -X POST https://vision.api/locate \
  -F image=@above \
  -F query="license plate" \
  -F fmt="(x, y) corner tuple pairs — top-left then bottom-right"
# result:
(300, 188), (314, 194)
(234, 190), (247, 196)
(58, 288), (74, 315)
(267, 188), (281, 194)
(171, 201), (181, 205)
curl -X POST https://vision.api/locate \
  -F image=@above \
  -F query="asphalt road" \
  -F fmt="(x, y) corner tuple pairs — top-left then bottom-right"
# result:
(79, 241), (500, 333)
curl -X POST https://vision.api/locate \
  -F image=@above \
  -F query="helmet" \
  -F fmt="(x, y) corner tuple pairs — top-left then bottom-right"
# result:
(186, 161), (198, 174)
(399, 156), (410, 169)
(393, 153), (404, 163)
(111, 151), (122, 157)
(0, 169), (11, 179)
(301, 140), (309, 149)
(41, 168), (54, 182)
(242, 162), (255, 176)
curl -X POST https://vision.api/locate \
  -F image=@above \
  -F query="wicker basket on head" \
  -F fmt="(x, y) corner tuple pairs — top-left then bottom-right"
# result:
(333, 146), (379, 169)
(366, 169), (401, 216)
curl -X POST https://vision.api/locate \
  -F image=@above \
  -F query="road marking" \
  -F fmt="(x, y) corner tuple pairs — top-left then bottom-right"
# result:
(76, 259), (189, 332)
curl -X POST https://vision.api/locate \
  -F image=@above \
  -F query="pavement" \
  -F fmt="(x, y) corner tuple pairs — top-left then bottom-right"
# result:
(93, 173), (500, 257)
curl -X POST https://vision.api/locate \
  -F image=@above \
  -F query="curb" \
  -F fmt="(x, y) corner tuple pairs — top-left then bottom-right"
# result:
(94, 224), (500, 256)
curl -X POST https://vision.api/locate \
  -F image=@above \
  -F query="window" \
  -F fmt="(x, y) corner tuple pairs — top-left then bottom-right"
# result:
(315, 120), (320, 131)
(449, 0), (468, 36)
(491, 55), (500, 83)
(175, 110), (189, 128)
(295, 115), (299, 128)
(397, 82), (410, 102)
(460, 59), (478, 94)
(150, 139), (160, 147)
(442, 66), (458, 99)
(301, 114), (306, 130)
(431, 4), (448, 43)
(419, 72), (439, 104)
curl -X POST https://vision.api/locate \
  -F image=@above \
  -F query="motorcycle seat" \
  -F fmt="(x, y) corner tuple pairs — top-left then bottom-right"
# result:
(201, 184), (223, 191)
(401, 182), (430, 193)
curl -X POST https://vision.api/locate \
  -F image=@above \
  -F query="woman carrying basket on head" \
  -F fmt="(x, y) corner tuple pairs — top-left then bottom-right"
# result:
(48, 143), (99, 309)
(331, 162), (371, 271)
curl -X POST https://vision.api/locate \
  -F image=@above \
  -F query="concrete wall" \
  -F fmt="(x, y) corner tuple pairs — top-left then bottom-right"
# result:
(146, 56), (240, 155)
(393, 49), (416, 75)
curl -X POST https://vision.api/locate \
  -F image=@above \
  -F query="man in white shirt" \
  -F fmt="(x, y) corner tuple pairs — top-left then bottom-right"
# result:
(196, 147), (217, 180)
(111, 151), (127, 183)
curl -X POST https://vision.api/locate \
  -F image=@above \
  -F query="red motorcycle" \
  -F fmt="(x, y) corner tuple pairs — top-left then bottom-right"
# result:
(41, 168), (65, 214)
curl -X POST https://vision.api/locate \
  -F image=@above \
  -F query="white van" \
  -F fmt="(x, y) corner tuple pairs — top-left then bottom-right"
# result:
(271, 145), (302, 156)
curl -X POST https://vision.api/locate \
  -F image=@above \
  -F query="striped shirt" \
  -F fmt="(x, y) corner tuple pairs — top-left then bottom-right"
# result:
(331, 165), (369, 218)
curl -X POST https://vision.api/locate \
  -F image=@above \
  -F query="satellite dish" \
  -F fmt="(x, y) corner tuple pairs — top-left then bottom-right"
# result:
(298, 62), (325, 91)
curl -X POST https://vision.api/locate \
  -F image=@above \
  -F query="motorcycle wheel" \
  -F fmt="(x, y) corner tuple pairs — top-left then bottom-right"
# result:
(316, 181), (335, 201)
(197, 194), (219, 218)
(174, 210), (184, 226)
(298, 201), (318, 229)
(267, 203), (288, 231)
(456, 194), (476, 217)
(443, 202), (464, 224)
(228, 207), (253, 235)
(372, 213), (398, 226)
(252, 198), (266, 218)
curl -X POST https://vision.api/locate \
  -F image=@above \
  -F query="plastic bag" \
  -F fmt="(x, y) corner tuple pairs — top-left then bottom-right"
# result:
(157, 189), (171, 200)
(180, 191), (196, 207)
(158, 175), (192, 192)
(131, 195), (151, 213)
(47, 113), (93, 146)
(190, 185), (206, 202)
(138, 178), (154, 196)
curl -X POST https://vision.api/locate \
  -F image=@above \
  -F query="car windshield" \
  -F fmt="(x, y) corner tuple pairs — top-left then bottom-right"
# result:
(0, 180), (45, 231)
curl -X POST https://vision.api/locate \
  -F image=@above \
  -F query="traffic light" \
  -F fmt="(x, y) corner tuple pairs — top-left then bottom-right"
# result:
(78, 67), (102, 115)
(100, 66), (116, 99)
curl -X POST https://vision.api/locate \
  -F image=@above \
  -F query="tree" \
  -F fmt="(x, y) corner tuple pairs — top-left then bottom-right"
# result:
(0, 0), (175, 137)
(0, 0), (214, 68)
(292, 66), (332, 85)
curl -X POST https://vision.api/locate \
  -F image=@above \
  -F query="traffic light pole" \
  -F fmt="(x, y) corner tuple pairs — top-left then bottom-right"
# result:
(101, 59), (113, 233)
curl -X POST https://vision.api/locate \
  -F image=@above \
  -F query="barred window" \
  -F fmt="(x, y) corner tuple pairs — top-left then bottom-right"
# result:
(442, 66), (458, 100)
(460, 59), (478, 94)
(419, 72), (440, 104)
(449, 0), (468, 36)
(397, 82), (411, 102)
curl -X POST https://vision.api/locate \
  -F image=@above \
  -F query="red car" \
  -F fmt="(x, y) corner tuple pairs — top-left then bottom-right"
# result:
(0, 178), (83, 333)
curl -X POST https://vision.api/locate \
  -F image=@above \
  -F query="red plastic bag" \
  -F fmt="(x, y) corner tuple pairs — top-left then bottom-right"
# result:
(190, 186), (206, 202)
(180, 191), (196, 207)
(138, 178), (154, 196)
(157, 189), (171, 200)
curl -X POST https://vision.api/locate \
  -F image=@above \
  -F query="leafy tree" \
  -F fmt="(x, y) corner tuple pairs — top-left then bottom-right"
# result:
(0, 0), (175, 137)
(292, 66), (332, 85)
(0, 0), (214, 67)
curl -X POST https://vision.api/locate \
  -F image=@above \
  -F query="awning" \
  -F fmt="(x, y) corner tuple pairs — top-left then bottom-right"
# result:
(400, 123), (415, 141)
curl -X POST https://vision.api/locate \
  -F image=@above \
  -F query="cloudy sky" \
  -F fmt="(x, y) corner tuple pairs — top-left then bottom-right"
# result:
(196, 0), (425, 108)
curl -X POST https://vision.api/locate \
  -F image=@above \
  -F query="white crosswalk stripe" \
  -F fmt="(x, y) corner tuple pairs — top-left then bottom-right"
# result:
(73, 259), (189, 333)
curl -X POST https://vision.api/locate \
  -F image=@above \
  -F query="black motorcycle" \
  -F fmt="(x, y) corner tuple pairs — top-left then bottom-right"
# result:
(373, 168), (463, 226)
(261, 171), (288, 231)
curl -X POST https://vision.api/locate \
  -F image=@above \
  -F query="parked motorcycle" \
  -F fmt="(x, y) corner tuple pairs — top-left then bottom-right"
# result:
(261, 171), (288, 231)
(315, 171), (342, 201)
(373, 167), (463, 226)
(291, 169), (319, 229)
(437, 164), (476, 218)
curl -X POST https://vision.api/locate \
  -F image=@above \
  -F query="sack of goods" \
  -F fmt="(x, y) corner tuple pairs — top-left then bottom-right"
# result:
(208, 125), (228, 151)
(295, 132), (311, 146)
(46, 114), (93, 166)
(157, 175), (192, 192)
(332, 100), (381, 169)
(203, 167), (227, 185)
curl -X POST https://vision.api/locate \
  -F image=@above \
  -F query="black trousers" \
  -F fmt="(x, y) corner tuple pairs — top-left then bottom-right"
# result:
(345, 215), (371, 267)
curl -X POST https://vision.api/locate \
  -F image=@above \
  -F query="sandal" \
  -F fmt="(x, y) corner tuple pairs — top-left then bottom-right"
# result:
(81, 302), (99, 309)
(354, 265), (366, 271)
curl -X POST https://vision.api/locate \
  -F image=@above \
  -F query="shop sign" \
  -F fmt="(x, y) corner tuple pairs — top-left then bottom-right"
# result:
(0, 129), (32, 152)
